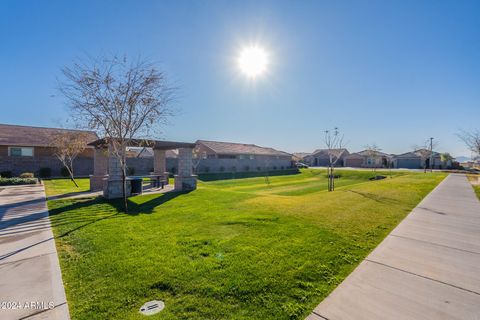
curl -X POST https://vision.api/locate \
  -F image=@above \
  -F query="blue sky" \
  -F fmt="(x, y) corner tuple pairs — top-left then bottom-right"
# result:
(1, 0), (479, 156)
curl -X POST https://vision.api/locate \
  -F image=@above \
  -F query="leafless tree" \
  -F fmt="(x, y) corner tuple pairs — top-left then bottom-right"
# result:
(413, 138), (439, 172)
(364, 144), (382, 172)
(458, 130), (480, 160)
(324, 127), (346, 191)
(440, 152), (453, 168)
(59, 55), (175, 211)
(50, 131), (90, 187)
(192, 147), (203, 174)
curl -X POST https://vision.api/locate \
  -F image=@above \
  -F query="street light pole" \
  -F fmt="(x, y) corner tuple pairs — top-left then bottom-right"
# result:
(429, 137), (434, 172)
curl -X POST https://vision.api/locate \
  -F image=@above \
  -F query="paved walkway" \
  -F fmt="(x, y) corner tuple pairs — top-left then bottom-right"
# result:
(307, 174), (480, 320)
(0, 184), (69, 319)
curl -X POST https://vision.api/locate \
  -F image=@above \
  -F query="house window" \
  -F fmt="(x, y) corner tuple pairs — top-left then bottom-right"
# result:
(239, 155), (245, 160)
(9, 147), (34, 157)
(249, 155), (254, 160)
(218, 154), (236, 159)
(202, 152), (207, 159)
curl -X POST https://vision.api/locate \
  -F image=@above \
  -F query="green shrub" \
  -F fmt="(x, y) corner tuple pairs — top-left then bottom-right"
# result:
(198, 168), (300, 181)
(20, 172), (34, 178)
(38, 167), (51, 178)
(0, 177), (37, 186)
(0, 171), (12, 178)
(60, 166), (70, 177)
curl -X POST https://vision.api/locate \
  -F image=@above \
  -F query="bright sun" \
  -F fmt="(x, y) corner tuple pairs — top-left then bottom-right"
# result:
(238, 46), (269, 78)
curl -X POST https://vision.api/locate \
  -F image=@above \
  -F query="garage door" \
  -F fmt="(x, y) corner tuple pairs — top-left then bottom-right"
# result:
(396, 158), (421, 169)
(345, 158), (363, 167)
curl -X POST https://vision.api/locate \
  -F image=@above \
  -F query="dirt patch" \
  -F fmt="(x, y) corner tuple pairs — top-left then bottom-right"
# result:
(369, 175), (386, 181)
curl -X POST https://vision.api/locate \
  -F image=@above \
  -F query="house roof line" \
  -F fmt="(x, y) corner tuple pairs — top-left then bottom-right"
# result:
(196, 139), (292, 156)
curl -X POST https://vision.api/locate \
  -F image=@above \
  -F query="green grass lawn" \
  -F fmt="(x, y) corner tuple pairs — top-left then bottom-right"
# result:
(467, 175), (480, 199)
(46, 169), (446, 319)
(43, 178), (90, 197)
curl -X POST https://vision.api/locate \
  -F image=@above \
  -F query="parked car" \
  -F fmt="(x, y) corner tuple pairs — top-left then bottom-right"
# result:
(295, 162), (309, 168)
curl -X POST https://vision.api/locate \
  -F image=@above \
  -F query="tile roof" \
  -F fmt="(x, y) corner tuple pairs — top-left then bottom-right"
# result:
(292, 152), (311, 159)
(393, 149), (440, 158)
(0, 123), (98, 147)
(126, 147), (178, 158)
(311, 148), (349, 157)
(350, 149), (390, 157)
(197, 140), (291, 157)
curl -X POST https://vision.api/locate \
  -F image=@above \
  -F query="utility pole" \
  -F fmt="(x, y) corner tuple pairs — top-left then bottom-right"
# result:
(429, 137), (434, 172)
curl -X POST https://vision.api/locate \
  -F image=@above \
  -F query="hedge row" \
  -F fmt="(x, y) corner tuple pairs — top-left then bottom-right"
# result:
(197, 168), (300, 181)
(0, 177), (38, 186)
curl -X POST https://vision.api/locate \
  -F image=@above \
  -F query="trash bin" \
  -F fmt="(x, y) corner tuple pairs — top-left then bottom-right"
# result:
(130, 178), (143, 195)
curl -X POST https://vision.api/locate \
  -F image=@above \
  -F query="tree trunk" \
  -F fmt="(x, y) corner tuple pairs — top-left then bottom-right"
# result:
(332, 166), (335, 191)
(66, 163), (79, 187)
(122, 162), (128, 213)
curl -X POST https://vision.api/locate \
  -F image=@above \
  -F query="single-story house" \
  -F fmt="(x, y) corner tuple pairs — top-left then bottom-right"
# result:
(124, 147), (178, 174)
(194, 140), (293, 173)
(304, 148), (349, 167)
(344, 150), (392, 168)
(392, 149), (443, 169)
(0, 123), (98, 177)
(292, 152), (311, 163)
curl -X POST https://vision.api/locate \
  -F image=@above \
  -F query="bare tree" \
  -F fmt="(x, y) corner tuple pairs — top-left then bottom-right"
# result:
(413, 138), (439, 172)
(364, 144), (382, 172)
(458, 130), (480, 160)
(324, 127), (346, 191)
(59, 55), (175, 211)
(192, 147), (203, 174)
(440, 152), (453, 169)
(50, 131), (90, 187)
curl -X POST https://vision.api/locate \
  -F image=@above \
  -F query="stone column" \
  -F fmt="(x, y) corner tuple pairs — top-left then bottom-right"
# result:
(89, 147), (108, 191)
(152, 148), (170, 185)
(103, 144), (131, 199)
(174, 147), (197, 191)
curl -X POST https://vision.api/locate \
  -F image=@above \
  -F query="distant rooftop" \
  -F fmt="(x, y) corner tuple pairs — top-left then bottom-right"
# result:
(0, 123), (98, 147)
(197, 140), (291, 157)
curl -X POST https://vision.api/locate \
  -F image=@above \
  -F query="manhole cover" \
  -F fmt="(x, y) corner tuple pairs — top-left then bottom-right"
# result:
(139, 300), (165, 316)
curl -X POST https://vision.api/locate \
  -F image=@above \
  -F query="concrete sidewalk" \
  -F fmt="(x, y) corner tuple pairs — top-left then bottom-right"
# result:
(307, 174), (480, 320)
(0, 184), (69, 320)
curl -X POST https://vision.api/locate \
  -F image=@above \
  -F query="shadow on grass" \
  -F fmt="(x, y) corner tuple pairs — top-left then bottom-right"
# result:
(110, 190), (191, 215)
(49, 190), (191, 237)
(347, 190), (400, 205)
(47, 190), (96, 201)
(0, 191), (191, 262)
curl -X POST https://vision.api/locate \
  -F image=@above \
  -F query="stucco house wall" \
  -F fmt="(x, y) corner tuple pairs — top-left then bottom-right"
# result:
(126, 157), (178, 175)
(0, 124), (98, 177)
(0, 145), (94, 176)
(194, 140), (293, 173)
(196, 156), (292, 173)
(302, 149), (349, 167)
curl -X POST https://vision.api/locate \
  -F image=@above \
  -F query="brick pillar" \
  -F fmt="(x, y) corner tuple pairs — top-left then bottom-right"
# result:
(103, 144), (131, 199)
(153, 149), (166, 173)
(89, 147), (109, 191)
(174, 147), (197, 191)
(152, 149), (170, 185)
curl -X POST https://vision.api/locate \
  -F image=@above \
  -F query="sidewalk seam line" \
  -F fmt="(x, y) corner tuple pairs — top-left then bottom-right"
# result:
(19, 302), (67, 320)
(389, 234), (480, 255)
(312, 311), (329, 319)
(365, 258), (480, 296)
(0, 251), (56, 267)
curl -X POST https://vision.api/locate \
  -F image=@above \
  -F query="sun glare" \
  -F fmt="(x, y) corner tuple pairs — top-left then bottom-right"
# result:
(238, 46), (269, 78)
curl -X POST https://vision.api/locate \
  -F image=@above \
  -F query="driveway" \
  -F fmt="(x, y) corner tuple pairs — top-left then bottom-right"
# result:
(307, 174), (480, 320)
(0, 184), (69, 320)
